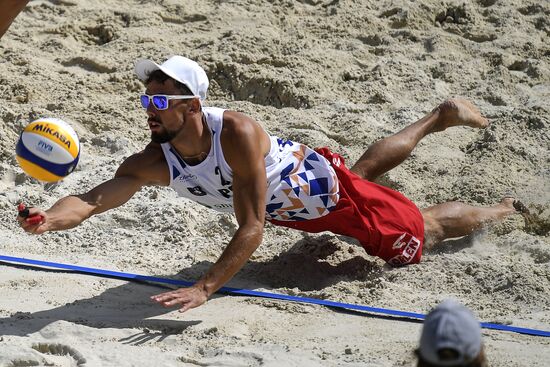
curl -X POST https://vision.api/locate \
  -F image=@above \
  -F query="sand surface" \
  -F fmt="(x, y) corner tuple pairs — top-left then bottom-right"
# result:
(1, 0), (549, 365)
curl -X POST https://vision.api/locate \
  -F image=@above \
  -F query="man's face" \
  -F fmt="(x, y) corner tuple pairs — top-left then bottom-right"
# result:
(144, 79), (190, 144)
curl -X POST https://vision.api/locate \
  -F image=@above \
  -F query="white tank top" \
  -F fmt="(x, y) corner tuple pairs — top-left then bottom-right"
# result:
(160, 107), (339, 221)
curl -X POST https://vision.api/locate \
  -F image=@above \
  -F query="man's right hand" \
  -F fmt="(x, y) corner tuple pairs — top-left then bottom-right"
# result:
(17, 205), (49, 234)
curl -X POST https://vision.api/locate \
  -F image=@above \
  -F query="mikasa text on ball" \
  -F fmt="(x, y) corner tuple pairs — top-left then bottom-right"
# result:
(16, 118), (80, 182)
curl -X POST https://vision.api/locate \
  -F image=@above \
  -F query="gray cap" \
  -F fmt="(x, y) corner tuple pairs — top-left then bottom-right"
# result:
(419, 299), (482, 366)
(135, 55), (209, 102)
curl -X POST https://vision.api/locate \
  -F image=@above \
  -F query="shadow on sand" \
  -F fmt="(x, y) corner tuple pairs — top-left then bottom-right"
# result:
(0, 233), (460, 339)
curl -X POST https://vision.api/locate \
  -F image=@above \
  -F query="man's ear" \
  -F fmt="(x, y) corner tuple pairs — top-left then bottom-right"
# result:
(188, 98), (202, 113)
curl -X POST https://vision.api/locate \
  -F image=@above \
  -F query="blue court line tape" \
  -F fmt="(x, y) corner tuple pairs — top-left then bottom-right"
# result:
(0, 254), (548, 338)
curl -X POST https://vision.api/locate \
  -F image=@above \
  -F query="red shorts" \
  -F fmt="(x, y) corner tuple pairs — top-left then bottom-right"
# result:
(269, 147), (424, 266)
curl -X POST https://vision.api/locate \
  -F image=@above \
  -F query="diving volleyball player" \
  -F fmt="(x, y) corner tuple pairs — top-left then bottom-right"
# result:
(18, 56), (523, 312)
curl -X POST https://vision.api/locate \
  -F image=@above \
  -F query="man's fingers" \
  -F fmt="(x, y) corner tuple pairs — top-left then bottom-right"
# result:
(17, 203), (29, 215)
(20, 220), (47, 235)
(26, 215), (44, 225)
(151, 287), (207, 312)
(151, 292), (192, 308)
(17, 204), (48, 234)
(151, 292), (184, 306)
(17, 204), (42, 218)
(158, 301), (176, 308)
(179, 304), (193, 313)
(164, 298), (186, 307)
(151, 291), (176, 302)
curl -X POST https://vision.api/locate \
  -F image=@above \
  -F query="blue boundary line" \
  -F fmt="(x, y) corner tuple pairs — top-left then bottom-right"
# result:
(0, 254), (548, 337)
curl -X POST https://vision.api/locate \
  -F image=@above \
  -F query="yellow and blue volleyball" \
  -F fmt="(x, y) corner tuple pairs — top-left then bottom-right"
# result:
(15, 118), (80, 182)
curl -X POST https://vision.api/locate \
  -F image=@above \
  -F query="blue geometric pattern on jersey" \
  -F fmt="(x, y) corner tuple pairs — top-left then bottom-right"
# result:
(309, 178), (329, 196)
(306, 152), (319, 161)
(172, 166), (181, 180)
(304, 160), (315, 171)
(280, 163), (294, 181)
(266, 201), (284, 213)
(277, 138), (294, 150)
(266, 143), (339, 221)
(169, 147), (186, 169)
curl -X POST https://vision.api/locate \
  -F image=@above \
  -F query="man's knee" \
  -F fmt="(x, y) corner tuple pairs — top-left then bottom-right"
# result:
(349, 164), (368, 180)
(421, 211), (444, 250)
(349, 162), (377, 181)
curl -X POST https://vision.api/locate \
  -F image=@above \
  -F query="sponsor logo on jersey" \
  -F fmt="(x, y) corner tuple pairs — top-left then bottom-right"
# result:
(187, 186), (207, 196)
(391, 233), (408, 249)
(213, 203), (233, 209)
(177, 173), (197, 182)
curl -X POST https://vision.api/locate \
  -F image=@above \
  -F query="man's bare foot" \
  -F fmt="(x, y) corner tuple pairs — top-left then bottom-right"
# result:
(500, 196), (518, 214)
(511, 199), (530, 215)
(500, 196), (530, 216)
(430, 98), (489, 133)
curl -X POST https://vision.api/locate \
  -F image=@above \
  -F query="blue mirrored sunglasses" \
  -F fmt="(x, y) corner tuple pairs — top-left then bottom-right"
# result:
(140, 94), (197, 110)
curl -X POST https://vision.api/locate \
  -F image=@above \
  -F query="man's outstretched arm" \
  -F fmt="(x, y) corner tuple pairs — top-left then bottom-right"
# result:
(151, 112), (269, 312)
(17, 145), (168, 234)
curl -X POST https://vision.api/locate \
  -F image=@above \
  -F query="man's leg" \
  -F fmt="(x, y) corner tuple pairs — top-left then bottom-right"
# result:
(421, 197), (519, 249)
(350, 99), (488, 181)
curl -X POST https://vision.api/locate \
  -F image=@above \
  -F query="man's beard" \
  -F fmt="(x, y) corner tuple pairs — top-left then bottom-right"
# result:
(151, 129), (177, 144)
(150, 124), (183, 144)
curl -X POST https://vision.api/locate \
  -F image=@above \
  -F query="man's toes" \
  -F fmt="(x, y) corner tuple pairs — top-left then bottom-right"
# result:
(472, 114), (489, 128)
(454, 99), (489, 129)
(512, 200), (530, 214)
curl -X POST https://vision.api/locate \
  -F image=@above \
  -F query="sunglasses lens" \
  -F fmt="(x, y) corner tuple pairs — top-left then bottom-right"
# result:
(152, 95), (169, 110)
(140, 95), (150, 109)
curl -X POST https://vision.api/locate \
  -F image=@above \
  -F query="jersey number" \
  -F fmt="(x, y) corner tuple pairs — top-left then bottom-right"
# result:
(215, 166), (233, 198)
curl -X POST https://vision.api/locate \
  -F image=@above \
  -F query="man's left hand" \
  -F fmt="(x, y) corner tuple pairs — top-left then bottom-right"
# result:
(151, 286), (208, 313)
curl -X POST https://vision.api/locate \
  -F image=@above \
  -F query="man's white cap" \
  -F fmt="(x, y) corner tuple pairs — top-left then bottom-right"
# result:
(135, 55), (209, 102)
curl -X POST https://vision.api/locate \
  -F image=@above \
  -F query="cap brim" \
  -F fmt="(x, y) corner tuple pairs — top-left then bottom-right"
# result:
(135, 59), (161, 81)
(135, 59), (199, 100)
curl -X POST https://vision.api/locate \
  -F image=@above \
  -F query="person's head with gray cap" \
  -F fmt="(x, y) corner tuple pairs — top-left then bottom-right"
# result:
(416, 299), (487, 367)
(135, 55), (209, 107)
